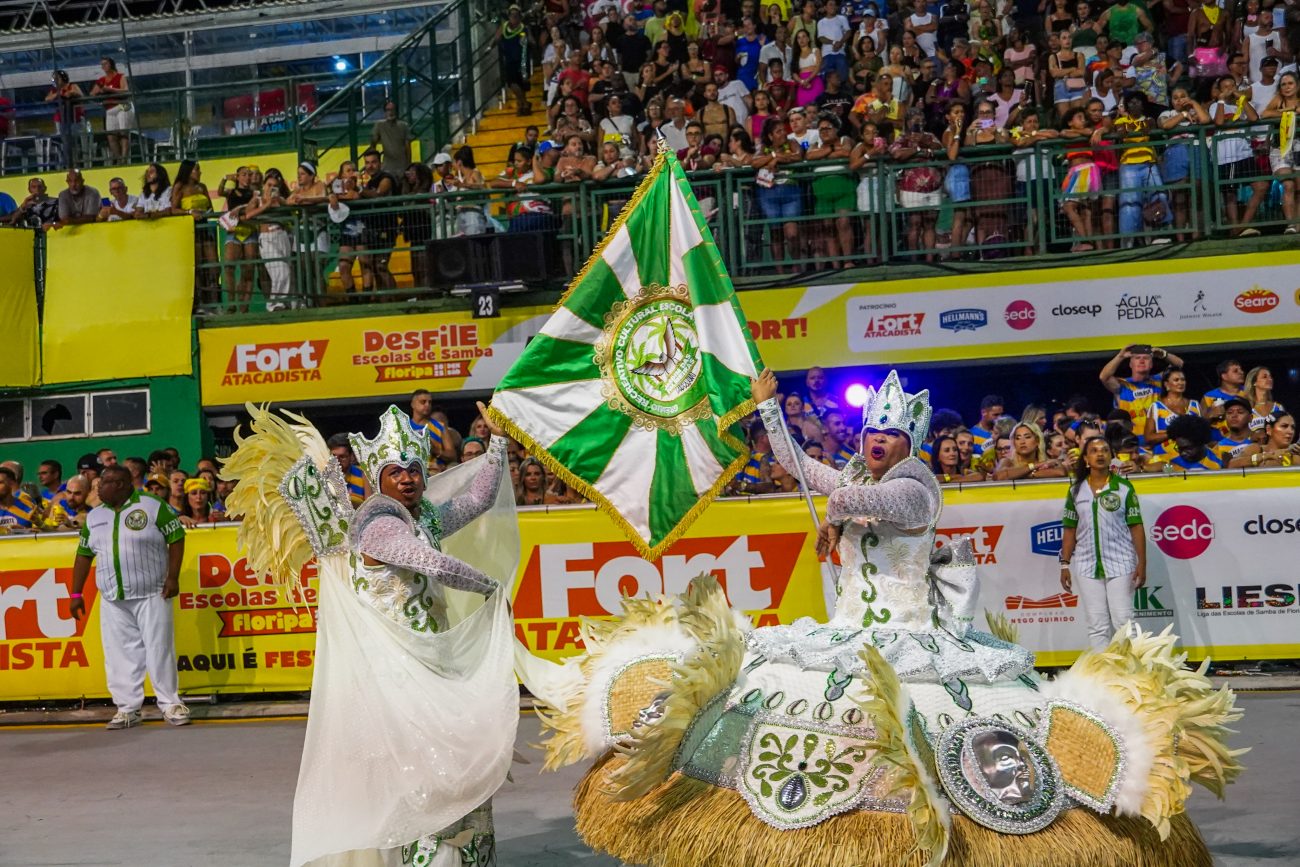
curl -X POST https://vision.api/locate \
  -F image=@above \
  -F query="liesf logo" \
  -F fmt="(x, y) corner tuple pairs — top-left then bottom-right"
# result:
(934, 525), (1004, 565)
(1003, 300), (1036, 330)
(862, 312), (924, 339)
(1116, 293), (1164, 320)
(1051, 303), (1101, 318)
(1030, 520), (1064, 557)
(939, 308), (989, 332)
(511, 535), (805, 652)
(1234, 287), (1279, 314)
(1243, 515), (1300, 535)
(1151, 505), (1214, 559)
(223, 340), (327, 386)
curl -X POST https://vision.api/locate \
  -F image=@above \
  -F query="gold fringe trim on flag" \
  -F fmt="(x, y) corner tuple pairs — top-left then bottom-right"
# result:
(983, 609), (1020, 645)
(604, 577), (744, 800)
(1066, 625), (1247, 839)
(572, 754), (1212, 867)
(852, 646), (950, 867)
(220, 403), (324, 597)
(489, 407), (753, 562)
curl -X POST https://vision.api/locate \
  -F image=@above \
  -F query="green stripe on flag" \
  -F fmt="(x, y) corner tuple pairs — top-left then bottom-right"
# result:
(496, 336), (599, 391)
(623, 172), (669, 287)
(702, 354), (754, 417)
(694, 416), (743, 470)
(648, 429), (695, 547)
(562, 257), (627, 329)
(681, 243), (734, 306)
(548, 403), (634, 484)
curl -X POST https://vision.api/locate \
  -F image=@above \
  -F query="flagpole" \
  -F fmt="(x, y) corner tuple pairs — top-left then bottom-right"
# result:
(772, 410), (840, 619)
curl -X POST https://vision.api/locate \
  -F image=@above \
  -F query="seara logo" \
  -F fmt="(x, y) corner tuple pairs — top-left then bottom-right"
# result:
(1234, 287), (1279, 313)
(1151, 505), (1214, 559)
(1003, 300), (1036, 330)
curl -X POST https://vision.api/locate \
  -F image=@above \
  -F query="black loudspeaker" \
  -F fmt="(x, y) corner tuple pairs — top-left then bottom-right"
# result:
(495, 231), (561, 282)
(428, 235), (496, 288)
(427, 231), (562, 288)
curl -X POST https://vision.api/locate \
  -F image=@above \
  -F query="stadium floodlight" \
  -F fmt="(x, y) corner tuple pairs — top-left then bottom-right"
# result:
(845, 383), (869, 408)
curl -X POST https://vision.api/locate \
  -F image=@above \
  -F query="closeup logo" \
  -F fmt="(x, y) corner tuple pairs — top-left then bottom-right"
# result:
(1051, 304), (1101, 318)
(1243, 515), (1300, 535)
(1030, 520), (1064, 557)
(1005, 592), (1078, 610)
(934, 525), (1004, 565)
(862, 312), (925, 339)
(1116, 293), (1164, 320)
(939, 308), (989, 332)
(1003, 300), (1036, 330)
(1151, 505), (1215, 559)
(1234, 287), (1279, 314)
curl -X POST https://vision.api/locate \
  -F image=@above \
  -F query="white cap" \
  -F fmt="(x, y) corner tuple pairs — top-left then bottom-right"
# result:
(431, 153), (453, 166)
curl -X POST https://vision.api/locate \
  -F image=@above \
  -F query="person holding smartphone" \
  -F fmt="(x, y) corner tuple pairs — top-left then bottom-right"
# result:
(1099, 342), (1185, 437)
(1059, 436), (1146, 651)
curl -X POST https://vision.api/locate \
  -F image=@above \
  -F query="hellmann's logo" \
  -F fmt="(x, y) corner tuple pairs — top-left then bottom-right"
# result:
(223, 340), (328, 386)
(1234, 287), (1279, 313)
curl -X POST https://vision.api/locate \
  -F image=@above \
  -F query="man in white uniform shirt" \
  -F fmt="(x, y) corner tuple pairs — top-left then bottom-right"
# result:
(69, 465), (190, 730)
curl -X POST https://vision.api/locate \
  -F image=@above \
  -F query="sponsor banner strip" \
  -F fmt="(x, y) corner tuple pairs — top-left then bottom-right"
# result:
(1, 473), (1296, 700)
(197, 251), (1300, 406)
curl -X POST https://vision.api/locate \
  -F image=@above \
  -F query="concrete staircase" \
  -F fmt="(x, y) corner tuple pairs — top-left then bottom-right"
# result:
(455, 70), (549, 179)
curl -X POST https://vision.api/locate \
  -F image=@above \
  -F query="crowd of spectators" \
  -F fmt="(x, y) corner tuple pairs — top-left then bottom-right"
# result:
(727, 350), (1295, 494)
(1, 351), (1292, 533)
(484, 0), (1300, 261)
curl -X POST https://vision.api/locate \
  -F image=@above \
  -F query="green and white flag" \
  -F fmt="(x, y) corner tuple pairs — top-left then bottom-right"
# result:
(490, 147), (763, 560)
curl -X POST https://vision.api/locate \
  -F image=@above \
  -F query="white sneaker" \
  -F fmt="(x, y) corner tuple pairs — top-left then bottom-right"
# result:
(163, 704), (192, 727)
(106, 710), (142, 730)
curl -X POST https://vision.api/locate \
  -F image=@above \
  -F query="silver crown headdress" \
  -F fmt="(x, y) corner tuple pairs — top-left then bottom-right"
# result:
(860, 370), (932, 454)
(348, 405), (432, 490)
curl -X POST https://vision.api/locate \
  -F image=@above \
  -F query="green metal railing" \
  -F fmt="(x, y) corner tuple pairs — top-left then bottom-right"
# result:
(294, 0), (502, 170)
(0, 73), (353, 174)
(9, 117), (1294, 314)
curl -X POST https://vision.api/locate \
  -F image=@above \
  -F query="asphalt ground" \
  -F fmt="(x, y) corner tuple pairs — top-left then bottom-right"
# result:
(3, 692), (1297, 867)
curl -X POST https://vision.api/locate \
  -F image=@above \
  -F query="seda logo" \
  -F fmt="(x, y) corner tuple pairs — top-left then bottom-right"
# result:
(1003, 300), (1036, 330)
(1234, 287), (1279, 313)
(862, 312), (925, 339)
(1151, 505), (1215, 559)
(934, 525), (1003, 565)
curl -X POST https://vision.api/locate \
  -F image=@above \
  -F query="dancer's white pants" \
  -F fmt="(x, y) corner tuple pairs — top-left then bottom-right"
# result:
(99, 595), (182, 712)
(1076, 572), (1135, 652)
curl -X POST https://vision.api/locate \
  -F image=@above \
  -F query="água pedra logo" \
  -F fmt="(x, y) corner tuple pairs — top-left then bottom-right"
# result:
(596, 284), (708, 433)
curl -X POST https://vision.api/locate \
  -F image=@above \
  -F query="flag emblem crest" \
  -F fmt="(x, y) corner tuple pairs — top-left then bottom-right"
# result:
(490, 147), (763, 559)
(597, 284), (708, 432)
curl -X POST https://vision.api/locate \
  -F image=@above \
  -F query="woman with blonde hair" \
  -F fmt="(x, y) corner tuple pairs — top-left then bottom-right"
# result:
(993, 421), (1068, 480)
(515, 456), (552, 506)
(1243, 366), (1285, 429)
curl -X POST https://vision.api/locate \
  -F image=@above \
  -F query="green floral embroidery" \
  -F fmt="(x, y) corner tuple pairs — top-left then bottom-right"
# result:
(858, 529), (892, 627)
(749, 731), (869, 810)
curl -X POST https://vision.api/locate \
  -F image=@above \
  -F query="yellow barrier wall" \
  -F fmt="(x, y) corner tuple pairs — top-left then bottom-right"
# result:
(0, 229), (38, 388)
(42, 218), (195, 383)
(2, 471), (1296, 701)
